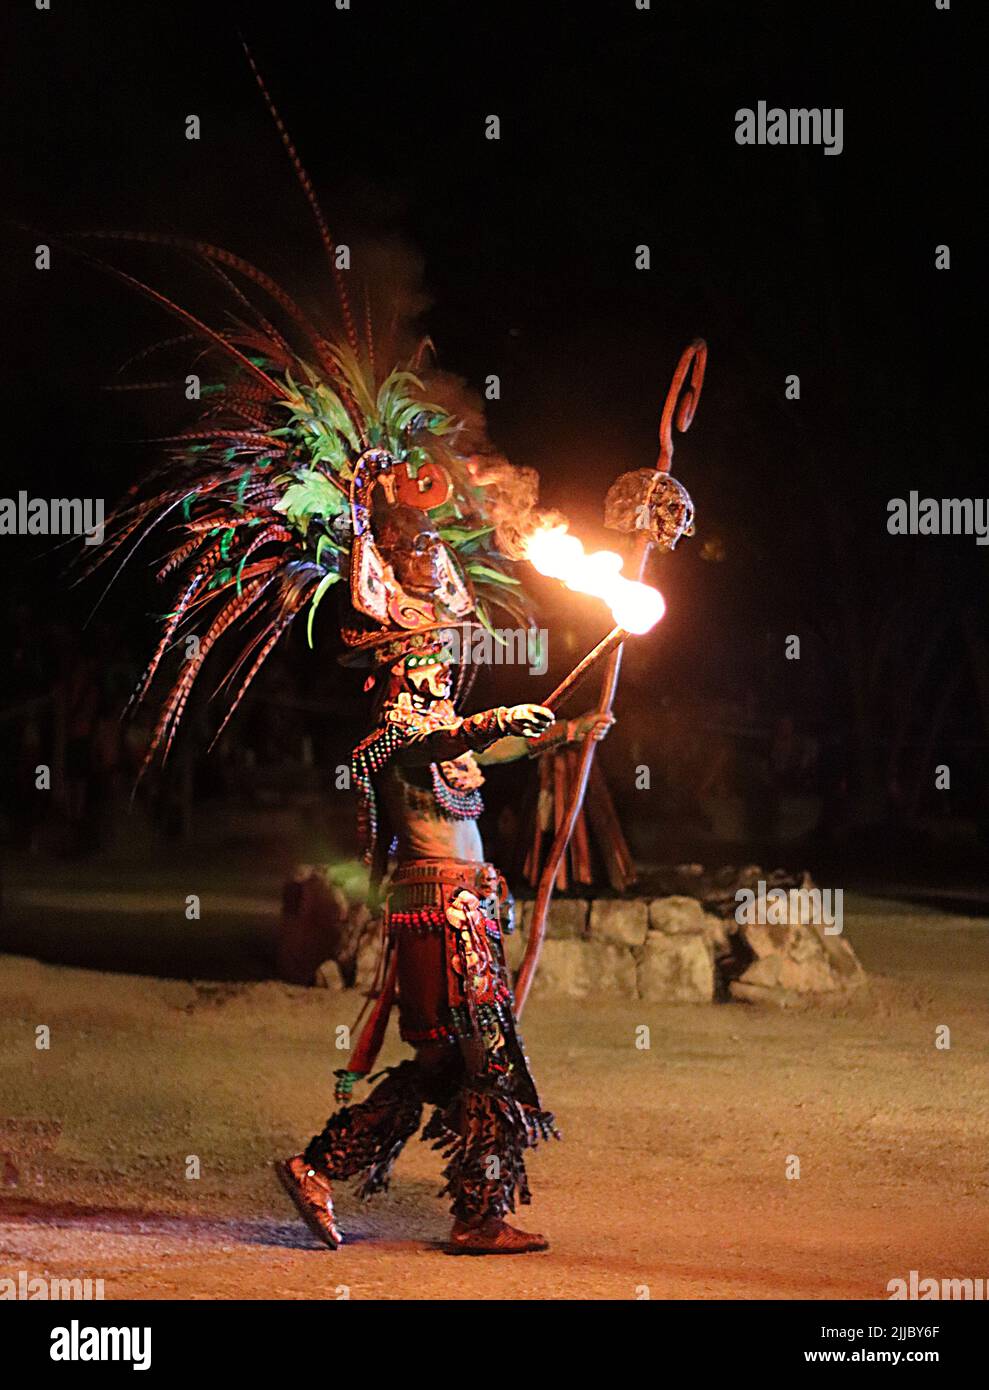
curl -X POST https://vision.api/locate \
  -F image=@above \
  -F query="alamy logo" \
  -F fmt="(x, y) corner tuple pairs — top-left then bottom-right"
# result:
(0, 492), (105, 544)
(441, 626), (548, 676)
(0, 1271), (104, 1300)
(887, 493), (989, 546)
(50, 1320), (150, 1371)
(735, 881), (843, 935)
(735, 102), (843, 156)
(888, 1270), (988, 1300)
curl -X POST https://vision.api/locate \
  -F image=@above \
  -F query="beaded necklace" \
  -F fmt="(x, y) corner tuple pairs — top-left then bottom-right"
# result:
(430, 760), (485, 820)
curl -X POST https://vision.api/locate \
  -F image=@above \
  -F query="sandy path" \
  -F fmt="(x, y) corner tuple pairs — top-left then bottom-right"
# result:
(1, 898), (987, 1299)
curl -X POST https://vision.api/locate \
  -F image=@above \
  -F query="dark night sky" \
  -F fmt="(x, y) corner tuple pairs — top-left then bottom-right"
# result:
(1, 0), (979, 807)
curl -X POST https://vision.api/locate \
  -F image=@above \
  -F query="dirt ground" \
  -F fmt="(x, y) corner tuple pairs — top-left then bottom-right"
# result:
(1, 894), (987, 1300)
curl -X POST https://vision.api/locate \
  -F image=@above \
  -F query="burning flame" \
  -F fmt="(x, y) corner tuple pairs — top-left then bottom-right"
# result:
(524, 524), (665, 634)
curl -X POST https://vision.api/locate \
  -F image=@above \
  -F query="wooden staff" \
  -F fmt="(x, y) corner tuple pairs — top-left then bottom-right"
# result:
(514, 339), (707, 1017)
(542, 626), (630, 712)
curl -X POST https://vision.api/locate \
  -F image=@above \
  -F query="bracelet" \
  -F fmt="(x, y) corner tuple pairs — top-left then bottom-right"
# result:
(333, 1069), (364, 1101)
(460, 707), (509, 748)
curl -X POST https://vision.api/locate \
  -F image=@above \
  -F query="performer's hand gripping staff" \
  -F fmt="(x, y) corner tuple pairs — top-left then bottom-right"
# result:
(498, 704), (556, 738)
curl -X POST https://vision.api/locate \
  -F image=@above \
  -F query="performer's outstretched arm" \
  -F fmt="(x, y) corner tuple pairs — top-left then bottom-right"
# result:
(395, 703), (555, 766)
(476, 710), (615, 766)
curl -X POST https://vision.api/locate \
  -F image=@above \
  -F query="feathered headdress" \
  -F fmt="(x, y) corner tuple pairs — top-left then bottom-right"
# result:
(79, 49), (535, 778)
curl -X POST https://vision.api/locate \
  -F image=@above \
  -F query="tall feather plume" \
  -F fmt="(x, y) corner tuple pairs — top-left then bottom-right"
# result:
(240, 37), (360, 356)
(79, 50), (539, 780)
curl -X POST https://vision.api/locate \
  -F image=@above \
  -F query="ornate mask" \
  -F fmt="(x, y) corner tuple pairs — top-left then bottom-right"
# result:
(348, 450), (474, 636)
(383, 644), (454, 712)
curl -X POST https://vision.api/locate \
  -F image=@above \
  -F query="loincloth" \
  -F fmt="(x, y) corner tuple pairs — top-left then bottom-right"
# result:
(385, 858), (516, 1059)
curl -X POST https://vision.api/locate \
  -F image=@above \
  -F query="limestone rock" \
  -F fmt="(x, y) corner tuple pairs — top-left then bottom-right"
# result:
(637, 933), (715, 1003)
(701, 914), (731, 957)
(648, 895), (707, 935)
(502, 927), (527, 973)
(812, 922), (867, 983)
(279, 861), (372, 987)
(724, 872), (866, 999)
(528, 939), (637, 999)
(776, 954), (839, 993)
(729, 978), (801, 1008)
(354, 932), (384, 991)
(733, 955), (787, 990)
(589, 897), (648, 947)
(729, 938), (855, 1004)
(518, 897), (589, 940)
(314, 959), (344, 990)
(278, 866), (348, 985)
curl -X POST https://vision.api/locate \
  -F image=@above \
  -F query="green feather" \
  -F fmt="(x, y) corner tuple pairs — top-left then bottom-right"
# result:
(306, 571), (341, 648)
(465, 561), (521, 586)
(275, 469), (347, 537)
(439, 524), (495, 546)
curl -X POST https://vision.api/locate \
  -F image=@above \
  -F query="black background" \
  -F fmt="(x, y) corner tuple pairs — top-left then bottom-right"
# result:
(0, 0), (979, 863)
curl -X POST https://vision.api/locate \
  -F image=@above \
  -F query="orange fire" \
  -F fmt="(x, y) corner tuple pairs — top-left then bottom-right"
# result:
(524, 524), (665, 634)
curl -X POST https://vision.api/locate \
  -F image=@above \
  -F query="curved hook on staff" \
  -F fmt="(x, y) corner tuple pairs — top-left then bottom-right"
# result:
(657, 337), (707, 473)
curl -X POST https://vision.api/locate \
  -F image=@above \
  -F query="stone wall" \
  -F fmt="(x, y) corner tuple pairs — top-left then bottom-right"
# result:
(301, 865), (866, 1006)
(502, 888), (865, 1005)
(504, 897), (717, 1004)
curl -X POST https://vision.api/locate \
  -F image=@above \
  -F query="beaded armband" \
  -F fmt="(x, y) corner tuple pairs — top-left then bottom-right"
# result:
(459, 706), (512, 751)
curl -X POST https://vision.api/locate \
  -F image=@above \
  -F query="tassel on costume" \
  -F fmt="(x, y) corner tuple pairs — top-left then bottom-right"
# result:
(421, 1084), (560, 1222)
(347, 945), (399, 1077)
